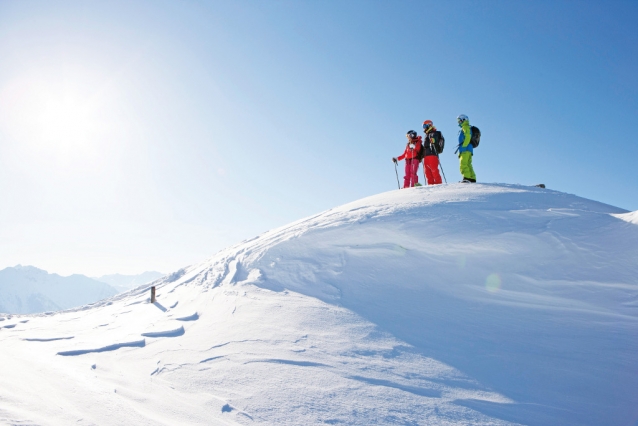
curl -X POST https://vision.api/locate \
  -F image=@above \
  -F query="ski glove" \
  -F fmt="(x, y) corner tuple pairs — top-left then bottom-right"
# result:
(392, 157), (398, 164)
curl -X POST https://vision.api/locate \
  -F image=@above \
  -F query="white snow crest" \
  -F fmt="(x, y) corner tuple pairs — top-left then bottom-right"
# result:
(612, 209), (638, 224)
(0, 184), (636, 425)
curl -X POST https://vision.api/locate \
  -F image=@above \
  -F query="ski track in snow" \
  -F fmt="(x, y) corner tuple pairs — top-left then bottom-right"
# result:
(0, 184), (637, 425)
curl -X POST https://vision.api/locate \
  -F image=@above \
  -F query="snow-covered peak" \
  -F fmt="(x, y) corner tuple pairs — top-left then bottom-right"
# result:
(11, 264), (49, 275)
(1, 183), (636, 425)
(0, 266), (118, 314)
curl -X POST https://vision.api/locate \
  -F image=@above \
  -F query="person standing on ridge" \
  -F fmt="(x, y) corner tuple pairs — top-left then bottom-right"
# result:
(393, 130), (422, 188)
(457, 114), (476, 183)
(422, 120), (443, 185)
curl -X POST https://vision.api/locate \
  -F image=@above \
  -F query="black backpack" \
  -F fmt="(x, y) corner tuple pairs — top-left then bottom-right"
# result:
(424, 131), (445, 155)
(415, 137), (425, 161)
(434, 131), (445, 154)
(470, 126), (481, 148)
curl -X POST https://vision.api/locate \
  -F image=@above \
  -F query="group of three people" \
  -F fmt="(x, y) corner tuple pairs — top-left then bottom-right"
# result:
(392, 114), (477, 187)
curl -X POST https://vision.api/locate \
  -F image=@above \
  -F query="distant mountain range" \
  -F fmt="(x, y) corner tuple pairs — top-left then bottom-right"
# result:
(94, 271), (164, 292)
(0, 265), (118, 314)
(0, 266), (164, 314)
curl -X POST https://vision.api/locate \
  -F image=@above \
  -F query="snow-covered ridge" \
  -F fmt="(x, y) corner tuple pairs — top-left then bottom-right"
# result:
(0, 183), (636, 425)
(613, 209), (638, 224)
(0, 265), (118, 314)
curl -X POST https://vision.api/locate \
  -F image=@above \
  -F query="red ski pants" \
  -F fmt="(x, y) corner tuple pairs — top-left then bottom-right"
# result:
(403, 158), (419, 188)
(423, 155), (442, 185)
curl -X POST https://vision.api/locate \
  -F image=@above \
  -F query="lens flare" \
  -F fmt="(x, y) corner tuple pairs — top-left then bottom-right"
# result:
(486, 273), (501, 292)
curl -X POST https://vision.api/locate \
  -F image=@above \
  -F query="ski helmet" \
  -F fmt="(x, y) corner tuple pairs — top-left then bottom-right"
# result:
(422, 120), (433, 131)
(406, 130), (417, 139)
(457, 114), (468, 125)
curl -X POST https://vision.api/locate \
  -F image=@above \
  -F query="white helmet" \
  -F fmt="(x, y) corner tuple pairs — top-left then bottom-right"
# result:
(457, 114), (468, 125)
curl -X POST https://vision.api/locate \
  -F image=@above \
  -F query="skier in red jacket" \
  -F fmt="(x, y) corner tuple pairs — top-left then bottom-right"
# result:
(422, 120), (443, 185)
(393, 130), (422, 188)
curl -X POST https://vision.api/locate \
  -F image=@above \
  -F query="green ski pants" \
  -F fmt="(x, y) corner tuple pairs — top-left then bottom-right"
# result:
(459, 151), (476, 181)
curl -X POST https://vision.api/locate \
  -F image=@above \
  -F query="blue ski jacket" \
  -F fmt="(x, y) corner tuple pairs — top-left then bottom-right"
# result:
(457, 121), (473, 155)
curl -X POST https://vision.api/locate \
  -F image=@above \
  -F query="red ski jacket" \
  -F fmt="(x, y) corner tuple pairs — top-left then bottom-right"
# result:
(397, 136), (422, 161)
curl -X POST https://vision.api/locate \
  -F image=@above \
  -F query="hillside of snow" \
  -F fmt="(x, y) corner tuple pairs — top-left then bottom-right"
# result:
(0, 266), (118, 314)
(0, 183), (637, 425)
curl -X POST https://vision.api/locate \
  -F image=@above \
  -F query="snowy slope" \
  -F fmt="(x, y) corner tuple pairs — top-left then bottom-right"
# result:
(0, 183), (637, 426)
(0, 266), (118, 314)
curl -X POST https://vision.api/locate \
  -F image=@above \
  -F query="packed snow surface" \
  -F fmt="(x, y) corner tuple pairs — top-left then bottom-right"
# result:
(0, 183), (637, 425)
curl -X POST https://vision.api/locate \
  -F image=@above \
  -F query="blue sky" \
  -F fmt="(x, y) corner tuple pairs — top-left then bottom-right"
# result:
(0, 0), (636, 275)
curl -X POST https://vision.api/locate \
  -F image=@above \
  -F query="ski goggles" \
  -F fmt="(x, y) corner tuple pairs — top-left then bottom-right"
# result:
(423, 123), (432, 130)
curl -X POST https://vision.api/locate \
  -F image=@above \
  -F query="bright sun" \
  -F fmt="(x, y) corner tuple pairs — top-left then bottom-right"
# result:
(39, 92), (93, 145)
(1, 68), (114, 164)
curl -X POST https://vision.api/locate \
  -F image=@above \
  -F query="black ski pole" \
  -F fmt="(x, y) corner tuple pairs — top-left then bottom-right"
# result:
(419, 135), (427, 186)
(394, 160), (400, 189)
(429, 135), (447, 184)
(420, 141), (427, 186)
(436, 151), (447, 184)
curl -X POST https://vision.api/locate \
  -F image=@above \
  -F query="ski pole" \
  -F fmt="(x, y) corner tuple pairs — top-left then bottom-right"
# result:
(422, 159), (427, 185)
(394, 161), (400, 189)
(429, 135), (447, 184)
(436, 151), (447, 184)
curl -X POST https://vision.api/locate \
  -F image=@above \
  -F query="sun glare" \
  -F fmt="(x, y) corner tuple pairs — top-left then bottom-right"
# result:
(39, 92), (93, 147)
(30, 79), (106, 158)
(0, 66), (117, 160)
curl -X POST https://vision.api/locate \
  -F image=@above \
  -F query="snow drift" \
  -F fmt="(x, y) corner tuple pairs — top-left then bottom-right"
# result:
(0, 183), (636, 425)
(614, 209), (638, 225)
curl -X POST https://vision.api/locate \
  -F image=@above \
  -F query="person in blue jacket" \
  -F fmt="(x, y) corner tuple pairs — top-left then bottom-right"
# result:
(457, 114), (476, 182)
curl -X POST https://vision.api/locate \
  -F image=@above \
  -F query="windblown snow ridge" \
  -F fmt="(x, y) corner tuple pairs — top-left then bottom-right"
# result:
(1, 184), (636, 426)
